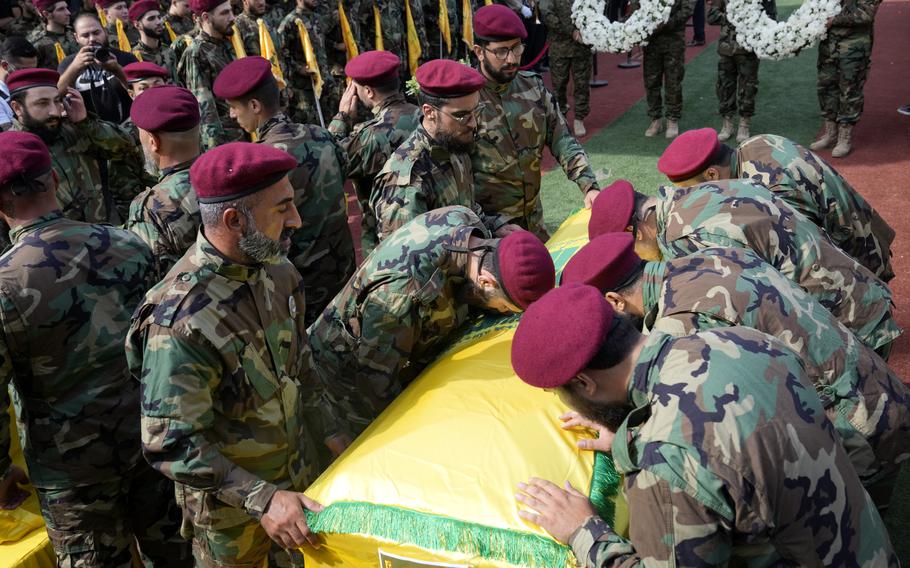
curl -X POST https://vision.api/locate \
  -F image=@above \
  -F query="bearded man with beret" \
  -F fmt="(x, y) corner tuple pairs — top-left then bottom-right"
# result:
(0, 131), (190, 568)
(510, 285), (898, 566)
(97, 0), (141, 49)
(129, 0), (176, 74)
(127, 142), (351, 568)
(470, 4), (600, 241)
(308, 207), (555, 431)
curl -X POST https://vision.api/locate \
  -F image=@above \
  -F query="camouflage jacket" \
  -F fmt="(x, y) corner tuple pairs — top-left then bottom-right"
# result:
(12, 116), (138, 223)
(732, 134), (894, 281)
(131, 39), (178, 77)
(106, 19), (141, 48)
(537, 0), (591, 56)
(277, 7), (335, 95)
(641, 247), (910, 484)
(308, 206), (489, 430)
(256, 113), (356, 326)
(707, 0), (776, 56)
(177, 30), (243, 149)
(655, 180), (901, 352)
(126, 231), (343, 532)
(830, 0), (881, 32)
(0, 212), (154, 489)
(569, 327), (898, 567)
(328, 93), (420, 253)
(234, 10), (285, 57)
(371, 124), (497, 241)
(164, 13), (196, 38)
(27, 27), (79, 70)
(473, 72), (598, 240)
(125, 158), (201, 282)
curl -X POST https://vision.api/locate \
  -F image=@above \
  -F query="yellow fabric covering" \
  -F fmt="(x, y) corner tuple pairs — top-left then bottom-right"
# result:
(303, 209), (623, 568)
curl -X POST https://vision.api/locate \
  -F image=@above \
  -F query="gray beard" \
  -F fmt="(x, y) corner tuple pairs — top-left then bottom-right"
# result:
(238, 223), (292, 264)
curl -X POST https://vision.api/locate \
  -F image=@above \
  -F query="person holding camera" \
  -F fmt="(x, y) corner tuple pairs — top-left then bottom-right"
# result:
(57, 11), (135, 124)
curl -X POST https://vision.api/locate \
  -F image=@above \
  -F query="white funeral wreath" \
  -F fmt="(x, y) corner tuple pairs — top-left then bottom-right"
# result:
(571, 0), (843, 59)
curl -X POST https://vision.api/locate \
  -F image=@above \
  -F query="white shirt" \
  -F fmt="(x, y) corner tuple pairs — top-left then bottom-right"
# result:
(0, 81), (13, 128)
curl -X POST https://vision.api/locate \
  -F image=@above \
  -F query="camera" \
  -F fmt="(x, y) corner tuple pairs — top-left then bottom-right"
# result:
(89, 44), (111, 62)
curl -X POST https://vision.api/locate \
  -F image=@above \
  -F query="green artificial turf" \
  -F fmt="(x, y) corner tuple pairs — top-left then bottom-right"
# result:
(538, 0), (910, 559)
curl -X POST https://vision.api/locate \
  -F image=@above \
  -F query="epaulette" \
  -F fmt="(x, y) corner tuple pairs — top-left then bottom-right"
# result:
(149, 270), (207, 328)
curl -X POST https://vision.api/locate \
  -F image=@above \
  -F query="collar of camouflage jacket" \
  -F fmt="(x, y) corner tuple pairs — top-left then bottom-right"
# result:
(640, 260), (666, 331)
(482, 73), (511, 95)
(9, 210), (65, 244)
(375, 93), (408, 116)
(729, 148), (741, 178)
(159, 156), (198, 181)
(193, 229), (264, 282)
(255, 113), (291, 141)
(415, 125), (455, 164)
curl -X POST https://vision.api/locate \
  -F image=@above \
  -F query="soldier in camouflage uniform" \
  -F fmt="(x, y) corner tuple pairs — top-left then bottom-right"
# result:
(511, 285), (898, 567)
(234, 0), (285, 57)
(125, 85), (202, 281)
(562, 234), (910, 505)
(659, 128), (896, 281)
(374, 0), (428, 76)
(471, 5), (600, 241)
(27, 0), (78, 70)
(810, 0), (881, 157)
(9, 69), (139, 223)
(538, 0), (592, 137)
(308, 205), (554, 430)
(127, 142), (349, 568)
(178, 0), (242, 149)
(277, 0), (336, 126)
(164, 0), (197, 38)
(0, 131), (190, 567)
(129, 0), (178, 75)
(636, 0), (695, 138)
(329, 51), (420, 254)
(707, 0), (775, 142)
(98, 0), (141, 48)
(215, 57), (356, 325)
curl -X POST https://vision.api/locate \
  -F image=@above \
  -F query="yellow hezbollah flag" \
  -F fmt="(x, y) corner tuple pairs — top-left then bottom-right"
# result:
(404, 0), (421, 75)
(133, 50), (143, 61)
(484, 0), (492, 5)
(295, 18), (323, 98)
(439, 0), (451, 54)
(372, 2), (383, 50)
(164, 20), (177, 42)
(54, 42), (65, 64)
(338, 1), (359, 61)
(229, 23), (246, 58)
(301, 209), (628, 568)
(258, 19), (286, 89)
(115, 18), (131, 52)
(461, 0), (472, 48)
(96, 5), (108, 27)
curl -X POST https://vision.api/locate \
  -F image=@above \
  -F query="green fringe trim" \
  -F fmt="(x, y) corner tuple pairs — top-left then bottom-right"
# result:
(305, 453), (623, 567)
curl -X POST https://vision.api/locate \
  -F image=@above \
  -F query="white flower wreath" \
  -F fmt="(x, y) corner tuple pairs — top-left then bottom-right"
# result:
(571, 0), (676, 53)
(724, 0), (842, 60)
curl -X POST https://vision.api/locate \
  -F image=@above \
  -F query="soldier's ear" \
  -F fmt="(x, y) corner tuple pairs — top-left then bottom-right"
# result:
(604, 292), (625, 312)
(472, 44), (483, 60)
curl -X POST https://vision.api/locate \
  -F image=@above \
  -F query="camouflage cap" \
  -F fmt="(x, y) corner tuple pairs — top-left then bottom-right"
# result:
(0, 131), (52, 189)
(345, 51), (400, 87)
(474, 4), (528, 40)
(588, 179), (635, 240)
(415, 60), (485, 98)
(560, 233), (643, 292)
(190, 142), (297, 204)
(511, 284), (613, 389)
(213, 56), (273, 99)
(6, 68), (60, 95)
(495, 230), (555, 309)
(128, 0), (159, 20)
(658, 128), (720, 182)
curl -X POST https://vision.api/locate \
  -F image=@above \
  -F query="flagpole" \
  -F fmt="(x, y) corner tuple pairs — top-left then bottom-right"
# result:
(311, 76), (326, 128)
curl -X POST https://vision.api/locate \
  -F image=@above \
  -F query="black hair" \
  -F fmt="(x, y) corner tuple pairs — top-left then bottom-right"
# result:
(370, 77), (400, 97)
(629, 190), (653, 239)
(705, 143), (733, 169)
(586, 313), (641, 370)
(612, 260), (645, 297)
(237, 75), (280, 113)
(417, 91), (448, 110)
(1, 36), (38, 63)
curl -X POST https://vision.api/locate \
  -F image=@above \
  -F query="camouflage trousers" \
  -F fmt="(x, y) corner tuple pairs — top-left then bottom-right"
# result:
(549, 49), (592, 121)
(817, 29), (873, 125)
(191, 521), (304, 568)
(36, 464), (191, 568)
(289, 225), (357, 328)
(642, 34), (686, 120)
(716, 52), (760, 118)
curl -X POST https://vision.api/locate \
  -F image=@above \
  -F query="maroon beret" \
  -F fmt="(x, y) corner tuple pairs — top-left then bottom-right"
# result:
(124, 61), (170, 83)
(345, 50), (400, 87)
(0, 131), (52, 188)
(657, 128), (721, 182)
(96, 0), (126, 9)
(561, 233), (642, 293)
(190, 0), (227, 14)
(588, 179), (635, 240)
(6, 69), (60, 95)
(190, 142), (297, 204)
(496, 230), (555, 310)
(474, 4), (527, 40)
(213, 56), (273, 99)
(128, 0), (160, 20)
(415, 59), (485, 98)
(32, 0), (64, 12)
(131, 85), (200, 132)
(511, 284), (614, 389)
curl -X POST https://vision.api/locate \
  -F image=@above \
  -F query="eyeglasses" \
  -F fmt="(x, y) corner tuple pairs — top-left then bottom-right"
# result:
(433, 102), (486, 125)
(483, 43), (525, 60)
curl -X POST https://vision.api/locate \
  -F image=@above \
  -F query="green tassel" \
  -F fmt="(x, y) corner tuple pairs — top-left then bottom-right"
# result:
(305, 455), (622, 566)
